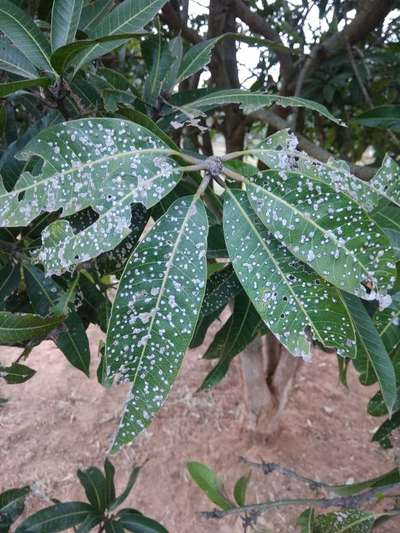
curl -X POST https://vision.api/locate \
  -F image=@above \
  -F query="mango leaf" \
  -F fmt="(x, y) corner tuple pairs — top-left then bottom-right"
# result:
(117, 509), (167, 533)
(297, 508), (315, 533)
(53, 313), (91, 376)
(186, 462), (235, 511)
(312, 509), (376, 532)
(79, 0), (113, 33)
(233, 473), (251, 507)
(0, 36), (38, 79)
(0, 77), (52, 98)
(200, 293), (262, 389)
(374, 293), (400, 355)
(78, 274), (111, 332)
(77, 467), (108, 513)
(355, 105), (400, 132)
(142, 34), (173, 106)
(368, 155), (400, 209)
(15, 502), (93, 533)
(163, 35), (183, 94)
(0, 362), (36, 384)
(200, 264), (242, 318)
(104, 458), (116, 508)
(176, 36), (223, 84)
(189, 308), (221, 349)
(71, 0), (168, 75)
(105, 196), (208, 451)
(330, 468), (400, 497)
(224, 189), (357, 361)
(0, 263), (20, 311)
(50, 0), (84, 51)
(0, 486), (30, 531)
(164, 89), (345, 127)
(0, 0), (54, 75)
(75, 513), (103, 533)
(109, 466), (140, 510)
(0, 312), (62, 344)
(342, 292), (397, 415)
(0, 118), (181, 275)
(373, 410), (400, 448)
(50, 34), (140, 74)
(371, 201), (400, 258)
(246, 170), (396, 304)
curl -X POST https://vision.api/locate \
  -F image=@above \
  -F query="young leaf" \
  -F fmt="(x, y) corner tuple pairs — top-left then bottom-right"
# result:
(0, 263), (20, 311)
(200, 293), (263, 389)
(15, 502), (93, 533)
(186, 462), (235, 511)
(223, 189), (357, 361)
(0, 0), (54, 74)
(233, 473), (251, 507)
(0, 312), (62, 344)
(342, 292), (397, 415)
(50, 0), (84, 51)
(117, 509), (168, 533)
(0, 36), (38, 79)
(1, 362), (36, 384)
(105, 196), (208, 451)
(246, 170), (396, 304)
(77, 467), (108, 513)
(0, 118), (181, 275)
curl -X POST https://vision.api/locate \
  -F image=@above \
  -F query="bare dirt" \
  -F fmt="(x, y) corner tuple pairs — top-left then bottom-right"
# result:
(1, 322), (398, 532)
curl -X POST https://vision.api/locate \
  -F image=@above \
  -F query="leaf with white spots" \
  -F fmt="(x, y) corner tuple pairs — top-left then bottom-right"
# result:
(223, 189), (357, 361)
(0, 118), (181, 274)
(105, 196), (208, 451)
(200, 264), (242, 318)
(311, 509), (376, 532)
(246, 170), (396, 303)
(371, 201), (400, 259)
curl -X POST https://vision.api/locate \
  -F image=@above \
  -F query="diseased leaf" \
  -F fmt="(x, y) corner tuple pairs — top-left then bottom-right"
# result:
(246, 170), (396, 303)
(297, 508), (315, 533)
(0, 0), (54, 74)
(0, 118), (181, 275)
(200, 264), (242, 318)
(312, 509), (375, 532)
(50, 0), (84, 51)
(224, 189), (357, 361)
(105, 196), (208, 451)
(15, 502), (93, 533)
(342, 292), (397, 415)
(0, 312), (62, 344)
(186, 462), (235, 511)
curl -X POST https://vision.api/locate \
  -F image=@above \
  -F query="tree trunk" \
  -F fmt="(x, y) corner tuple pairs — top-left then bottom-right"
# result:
(240, 334), (302, 438)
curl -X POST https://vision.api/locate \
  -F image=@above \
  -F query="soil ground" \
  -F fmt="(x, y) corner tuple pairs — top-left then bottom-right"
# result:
(1, 323), (398, 532)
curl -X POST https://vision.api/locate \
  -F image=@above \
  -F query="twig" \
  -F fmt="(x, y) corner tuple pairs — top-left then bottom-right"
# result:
(199, 484), (400, 520)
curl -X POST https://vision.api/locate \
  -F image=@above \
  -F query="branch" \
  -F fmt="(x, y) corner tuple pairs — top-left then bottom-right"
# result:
(231, 0), (293, 85)
(160, 2), (202, 44)
(246, 109), (376, 180)
(199, 484), (400, 520)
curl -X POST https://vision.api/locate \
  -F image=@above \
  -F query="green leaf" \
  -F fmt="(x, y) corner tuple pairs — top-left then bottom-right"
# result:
(142, 34), (173, 106)
(186, 462), (235, 511)
(0, 263), (20, 311)
(117, 509), (168, 533)
(373, 410), (400, 448)
(224, 189), (357, 361)
(50, 0), (84, 51)
(0, 486), (30, 530)
(200, 293), (262, 389)
(118, 108), (178, 150)
(374, 293), (400, 355)
(355, 105), (400, 132)
(233, 473), (250, 507)
(165, 89), (345, 127)
(105, 196), (208, 451)
(176, 36), (223, 84)
(79, 0), (113, 33)
(78, 467), (108, 513)
(163, 35), (183, 93)
(189, 309), (220, 349)
(1, 362), (36, 384)
(342, 292), (397, 415)
(371, 201), (400, 258)
(312, 509), (375, 532)
(0, 77), (52, 98)
(0, 118), (181, 275)
(54, 312), (91, 376)
(75, 513), (103, 533)
(368, 155), (400, 209)
(50, 34), (140, 74)
(330, 468), (400, 497)
(71, 0), (168, 75)
(15, 502), (93, 533)
(24, 263), (61, 316)
(200, 264), (242, 318)
(297, 508), (315, 533)
(0, 312), (62, 344)
(78, 274), (111, 333)
(0, 0), (54, 74)
(104, 458), (116, 508)
(246, 170), (396, 303)
(0, 36), (38, 79)
(105, 521), (125, 533)
(109, 465), (140, 510)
